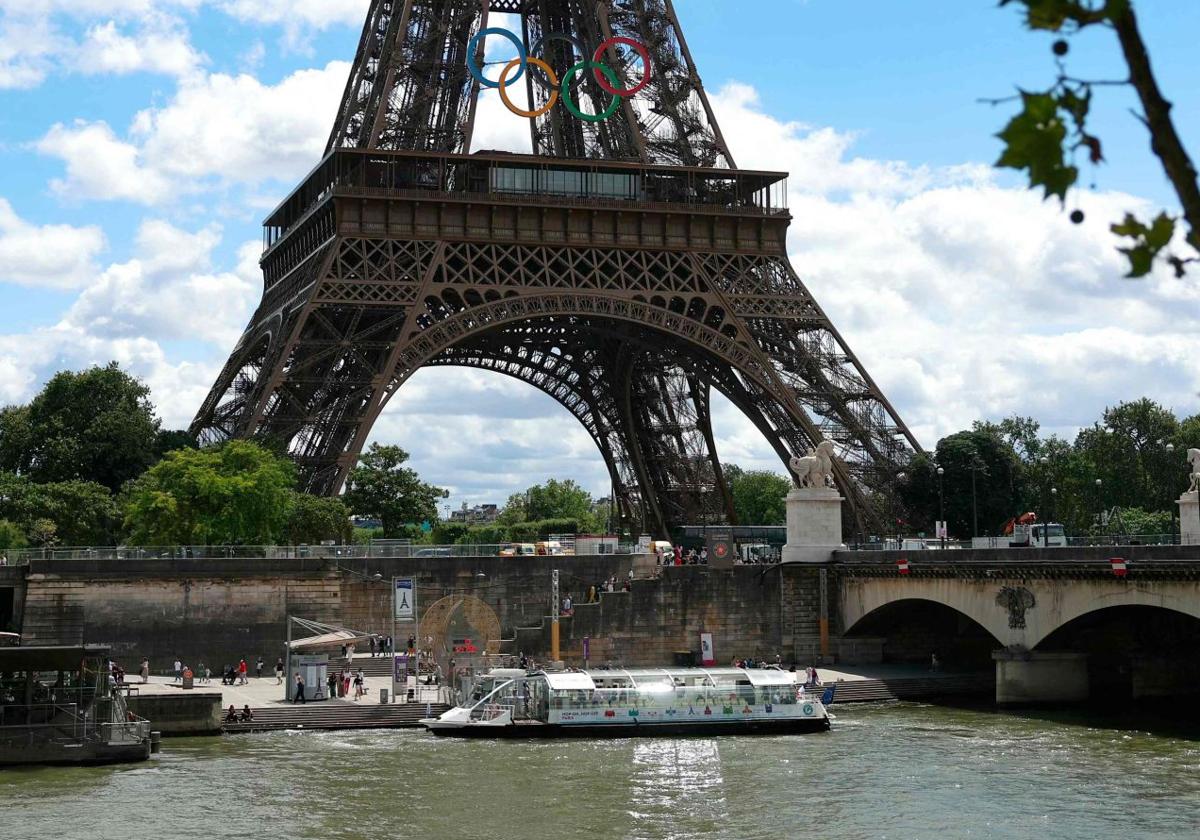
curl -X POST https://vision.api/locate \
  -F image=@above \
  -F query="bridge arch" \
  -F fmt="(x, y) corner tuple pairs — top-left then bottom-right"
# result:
(1026, 586), (1200, 649)
(842, 595), (1004, 668)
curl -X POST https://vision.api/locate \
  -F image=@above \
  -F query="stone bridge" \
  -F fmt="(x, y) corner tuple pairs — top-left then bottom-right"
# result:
(827, 545), (1200, 703)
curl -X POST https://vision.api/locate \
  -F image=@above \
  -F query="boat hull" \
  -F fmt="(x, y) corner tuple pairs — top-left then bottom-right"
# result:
(425, 716), (831, 738)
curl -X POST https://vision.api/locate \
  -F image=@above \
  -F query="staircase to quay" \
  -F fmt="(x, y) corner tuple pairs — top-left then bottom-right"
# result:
(221, 701), (448, 734)
(817, 672), (994, 704)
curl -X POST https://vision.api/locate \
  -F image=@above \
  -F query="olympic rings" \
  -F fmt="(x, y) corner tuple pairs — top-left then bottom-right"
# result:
(467, 27), (651, 122)
(561, 61), (621, 123)
(591, 36), (652, 97)
(467, 27), (526, 88)
(499, 57), (559, 119)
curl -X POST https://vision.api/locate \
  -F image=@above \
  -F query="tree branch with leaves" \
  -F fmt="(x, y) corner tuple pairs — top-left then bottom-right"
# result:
(993, 0), (1200, 277)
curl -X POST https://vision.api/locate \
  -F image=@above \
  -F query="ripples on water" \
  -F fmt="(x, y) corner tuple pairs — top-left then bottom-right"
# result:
(2, 704), (1198, 840)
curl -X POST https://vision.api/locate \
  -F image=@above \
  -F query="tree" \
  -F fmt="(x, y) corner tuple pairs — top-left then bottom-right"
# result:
(498, 479), (599, 530)
(285, 493), (352, 545)
(0, 472), (119, 546)
(0, 405), (31, 474)
(994, 0), (1199, 277)
(901, 429), (1026, 538)
(724, 464), (790, 526)
(17, 363), (161, 491)
(154, 429), (198, 459)
(122, 440), (295, 545)
(0, 520), (25, 551)
(343, 444), (447, 537)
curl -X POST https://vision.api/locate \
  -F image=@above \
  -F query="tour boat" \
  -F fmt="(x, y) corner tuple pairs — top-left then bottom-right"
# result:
(421, 666), (831, 737)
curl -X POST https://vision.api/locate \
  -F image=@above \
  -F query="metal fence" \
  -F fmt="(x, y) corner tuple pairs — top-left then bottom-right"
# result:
(1, 542), (638, 564)
(846, 534), (1182, 551)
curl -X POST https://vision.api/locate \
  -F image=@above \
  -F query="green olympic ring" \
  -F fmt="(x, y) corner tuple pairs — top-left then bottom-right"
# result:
(561, 61), (622, 123)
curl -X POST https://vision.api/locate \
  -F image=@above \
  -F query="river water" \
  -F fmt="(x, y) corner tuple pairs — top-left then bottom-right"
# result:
(2, 703), (1198, 840)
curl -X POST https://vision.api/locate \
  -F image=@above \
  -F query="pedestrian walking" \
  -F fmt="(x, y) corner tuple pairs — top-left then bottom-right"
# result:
(369, 636), (377, 657)
(275, 658), (284, 684)
(256, 657), (264, 679)
(140, 658), (150, 684)
(238, 658), (248, 685)
(353, 669), (365, 701)
(407, 635), (416, 654)
(293, 672), (306, 703)
(328, 671), (338, 701)
(173, 658), (182, 682)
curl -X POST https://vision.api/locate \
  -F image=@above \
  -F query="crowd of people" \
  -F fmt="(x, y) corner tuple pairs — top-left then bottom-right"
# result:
(656, 545), (708, 566)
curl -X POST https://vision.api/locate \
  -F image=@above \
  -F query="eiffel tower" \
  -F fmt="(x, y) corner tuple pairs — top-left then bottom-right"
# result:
(191, 0), (921, 537)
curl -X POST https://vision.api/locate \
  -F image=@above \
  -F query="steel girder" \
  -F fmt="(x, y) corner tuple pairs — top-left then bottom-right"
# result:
(326, 0), (733, 167)
(195, 0), (921, 535)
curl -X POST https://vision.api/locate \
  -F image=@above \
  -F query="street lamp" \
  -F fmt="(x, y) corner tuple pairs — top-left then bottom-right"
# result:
(936, 466), (945, 549)
(970, 463), (981, 540)
(1039, 456), (1050, 548)
(1095, 478), (1104, 540)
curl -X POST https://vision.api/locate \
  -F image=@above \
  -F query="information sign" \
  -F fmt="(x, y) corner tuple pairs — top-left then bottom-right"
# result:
(394, 577), (415, 620)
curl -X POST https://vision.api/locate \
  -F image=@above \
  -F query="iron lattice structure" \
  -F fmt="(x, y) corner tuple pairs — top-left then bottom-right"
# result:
(192, 0), (921, 537)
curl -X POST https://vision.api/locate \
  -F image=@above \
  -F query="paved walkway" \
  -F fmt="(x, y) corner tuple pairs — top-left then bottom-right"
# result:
(128, 670), (397, 709)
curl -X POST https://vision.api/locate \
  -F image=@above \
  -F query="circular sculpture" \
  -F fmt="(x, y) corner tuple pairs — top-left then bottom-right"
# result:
(466, 27), (651, 121)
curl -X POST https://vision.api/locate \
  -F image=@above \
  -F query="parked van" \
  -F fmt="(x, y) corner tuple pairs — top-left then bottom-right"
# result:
(499, 543), (537, 557)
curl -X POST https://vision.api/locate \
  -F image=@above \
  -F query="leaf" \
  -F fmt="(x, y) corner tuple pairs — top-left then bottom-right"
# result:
(1080, 134), (1104, 164)
(995, 90), (1078, 201)
(999, 0), (1116, 30)
(1111, 212), (1176, 278)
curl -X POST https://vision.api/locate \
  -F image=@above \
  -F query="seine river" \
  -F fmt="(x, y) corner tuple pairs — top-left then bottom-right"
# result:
(2, 703), (1198, 839)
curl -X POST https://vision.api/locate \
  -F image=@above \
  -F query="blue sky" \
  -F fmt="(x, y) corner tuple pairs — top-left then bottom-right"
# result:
(1, 1), (1198, 509)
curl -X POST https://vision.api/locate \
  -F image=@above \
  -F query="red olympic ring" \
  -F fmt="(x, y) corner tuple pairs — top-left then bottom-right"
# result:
(591, 36), (652, 97)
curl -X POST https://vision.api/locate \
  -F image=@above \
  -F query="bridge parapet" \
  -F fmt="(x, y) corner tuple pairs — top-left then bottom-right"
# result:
(832, 545), (1200, 580)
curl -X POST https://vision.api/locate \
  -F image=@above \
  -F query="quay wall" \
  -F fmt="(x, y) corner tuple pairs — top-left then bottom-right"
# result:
(10, 554), (805, 671)
(127, 691), (223, 736)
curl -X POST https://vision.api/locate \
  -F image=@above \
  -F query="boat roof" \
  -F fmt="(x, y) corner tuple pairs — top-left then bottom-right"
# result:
(534, 667), (796, 691)
(0, 644), (111, 671)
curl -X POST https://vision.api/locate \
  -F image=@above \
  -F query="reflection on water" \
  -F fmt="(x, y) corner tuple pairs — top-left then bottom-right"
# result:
(1, 704), (1199, 840)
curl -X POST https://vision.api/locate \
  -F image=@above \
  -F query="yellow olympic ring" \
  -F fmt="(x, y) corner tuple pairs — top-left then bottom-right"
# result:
(498, 57), (558, 118)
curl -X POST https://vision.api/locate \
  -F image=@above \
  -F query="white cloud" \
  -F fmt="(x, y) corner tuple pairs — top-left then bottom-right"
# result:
(705, 82), (1200, 452)
(218, 0), (367, 44)
(37, 120), (173, 204)
(63, 220), (258, 347)
(77, 19), (206, 79)
(0, 198), (107, 289)
(0, 13), (59, 89)
(36, 62), (350, 203)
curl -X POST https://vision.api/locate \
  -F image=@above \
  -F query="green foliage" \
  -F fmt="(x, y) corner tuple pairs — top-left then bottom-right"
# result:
(903, 398), (1192, 538)
(0, 405), (31, 474)
(509, 518), (585, 542)
(0, 520), (25, 551)
(999, 0), (1119, 32)
(724, 465), (790, 526)
(995, 0), (1196, 278)
(343, 444), (447, 537)
(431, 520), (470, 546)
(457, 524), (510, 545)
(1111, 212), (1177, 277)
(154, 429), (198, 459)
(901, 429), (1026, 537)
(27, 519), (58, 548)
(0, 472), (119, 546)
(286, 493), (352, 545)
(17, 363), (162, 492)
(122, 440), (295, 545)
(996, 91), (1079, 201)
(352, 527), (384, 546)
(496, 479), (599, 531)
(1107, 506), (1172, 537)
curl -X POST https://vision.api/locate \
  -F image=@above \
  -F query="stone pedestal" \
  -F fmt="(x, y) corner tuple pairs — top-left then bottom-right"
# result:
(781, 487), (844, 564)
(993, 650), (1089, 705)
(1179, 491), (1200, 545)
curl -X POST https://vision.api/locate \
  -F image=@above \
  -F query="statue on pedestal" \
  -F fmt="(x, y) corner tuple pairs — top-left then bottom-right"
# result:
(1188, 448), (1200, 493)
(789, 440), (835, 489)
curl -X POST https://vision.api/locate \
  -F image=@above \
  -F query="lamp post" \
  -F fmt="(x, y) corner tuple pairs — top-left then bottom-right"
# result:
(1165, 442), (1177, 543)
(970, 464), (980, 540)
(1039, 456), (1049, 548)
(1095, 478), (1104, 541)
(936, 466), (945, 549)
